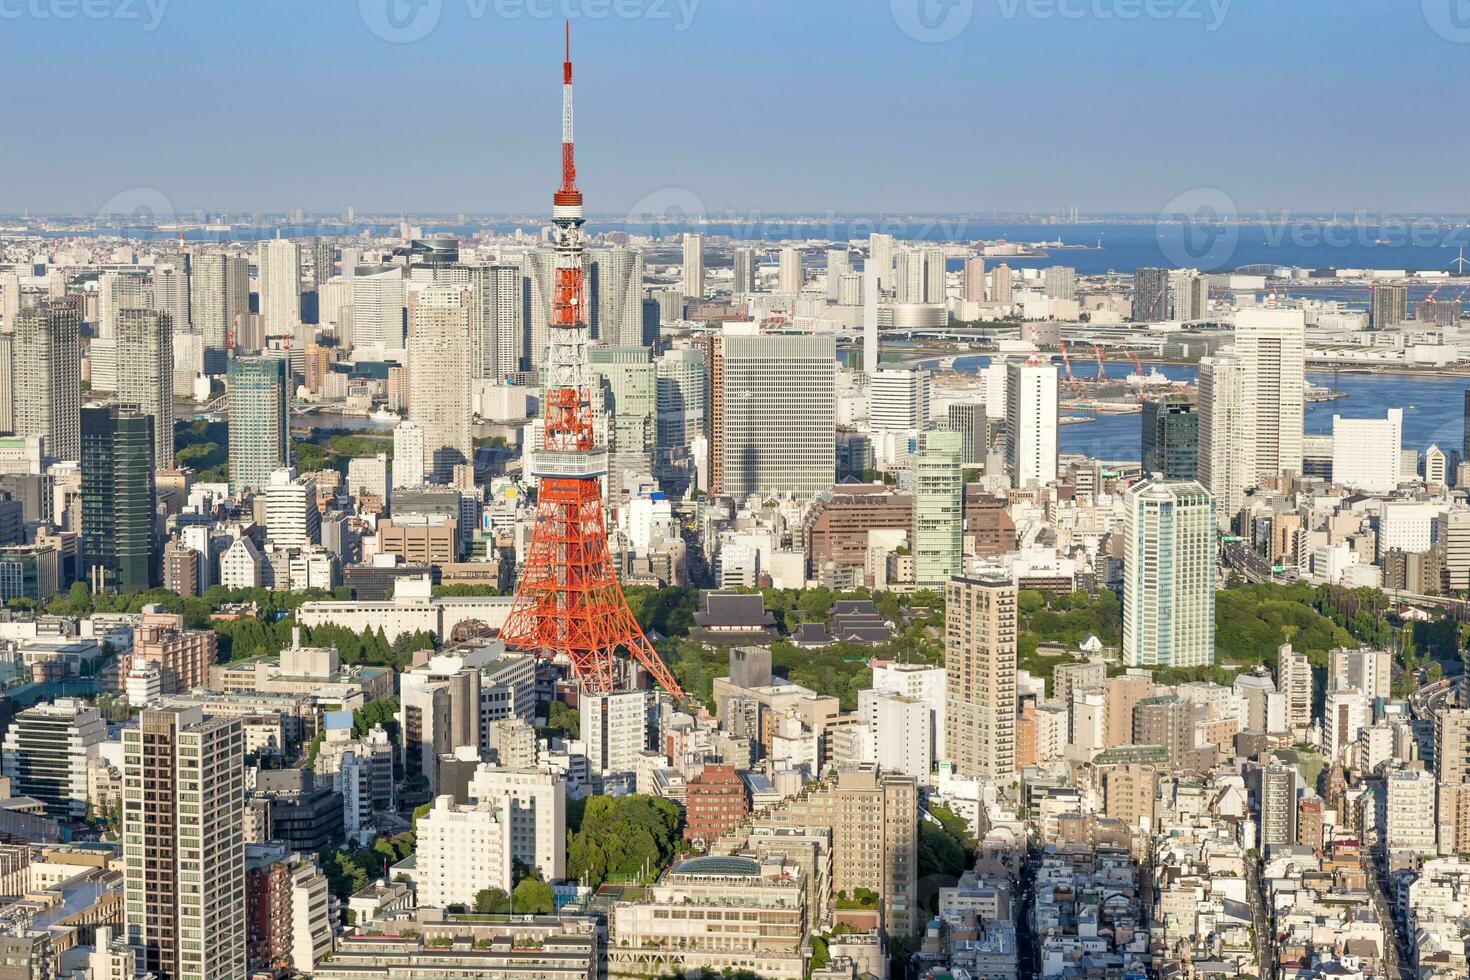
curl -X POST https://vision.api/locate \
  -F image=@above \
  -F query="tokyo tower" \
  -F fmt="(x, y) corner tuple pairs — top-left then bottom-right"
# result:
(499, 25), (684, 698)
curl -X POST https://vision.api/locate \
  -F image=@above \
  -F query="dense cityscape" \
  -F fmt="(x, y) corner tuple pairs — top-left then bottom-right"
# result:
(2, 5), (1470, 980)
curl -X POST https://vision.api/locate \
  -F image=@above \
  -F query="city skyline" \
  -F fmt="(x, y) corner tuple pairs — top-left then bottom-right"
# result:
(1, 3), (1464, 214)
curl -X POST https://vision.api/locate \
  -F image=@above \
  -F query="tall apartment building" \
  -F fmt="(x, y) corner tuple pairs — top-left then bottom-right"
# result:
(988, 263), (1012, 305)
(392, 421), (426, 490)
(264, 468), (321, 548)
(190, 253), (249, 367)
(946, 402), (988, 466)
(1122, 479), (1216, 668)
(312, 240), (336, 287)
(81, 404), (157, 594)
(682, 233), (705, 299)
(869, 233), (895, 292)
(415, 795), (513, 907)
(1170, 271), (1208, 320)
(778, 246), (802, 294)
(1386, 766), (1438, 854)
(406, 286), (473, 482)
(582, 690), (647, 776)
(1436, 707), (1470, 784)
(944, 577), (1017, 778)
(463, 263), (523, 378)
(116, 308), (175, 469)
(14, 301), (81, 460)
(127, 611), (218, 694)
(912, 430), (963, 590)
(683, 763), (749, 843)
(1005, 361), (1058, 490)
(825, 248), (850, 301)
(124, 706), (247, 980)
(227, 357), (289, 494)
(1327, 647), (1391, 701)
(256, 239), (302, 343)
(0, 698), (106, 819)
(466, 765), (566, 880)
(1332, 408), (1403, 494)
(1131, 267), (1169, 322)
(1260, 763), (1298, 848)
(1371, 282), (1408, 328)
(590, 247), (646, 348)
(719, 333), (835, 497)
(732, 246), (755, 295)
(723, 765), (918, 936)
(1043, 265), (1077, 301)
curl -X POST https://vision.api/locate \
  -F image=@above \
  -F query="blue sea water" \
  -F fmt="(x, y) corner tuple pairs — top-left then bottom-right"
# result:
(950, 356), (1466, 462)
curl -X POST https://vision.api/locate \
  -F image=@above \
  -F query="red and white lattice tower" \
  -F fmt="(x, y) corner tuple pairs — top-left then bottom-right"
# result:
(499, 25), (683, 697)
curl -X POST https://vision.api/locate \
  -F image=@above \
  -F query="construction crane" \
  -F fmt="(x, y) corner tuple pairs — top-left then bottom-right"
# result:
(1057, 338), (1083, 395)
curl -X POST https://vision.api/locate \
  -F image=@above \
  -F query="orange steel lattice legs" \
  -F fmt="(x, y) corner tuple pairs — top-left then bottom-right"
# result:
(501, 475), (684, 697)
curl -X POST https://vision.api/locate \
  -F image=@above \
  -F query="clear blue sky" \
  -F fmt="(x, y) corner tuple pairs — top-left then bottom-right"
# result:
(1, 0), (1462, 215)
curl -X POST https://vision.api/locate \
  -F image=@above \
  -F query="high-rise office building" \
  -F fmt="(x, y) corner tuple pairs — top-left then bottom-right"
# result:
(1131, 267), (1169, 322)
(778, 246), (801, 294)
(0, 699), (106, 819)
(14, 301), (81, 461)
(226, 357), (290, 494)
(868, 368), (930, 432)
(124, 706), (247, 980)
(81, 405), (156, 594)
(654, 348), (706, 448)
(1331, 408), (1402, 494)
(464, 263), (522, 379)
(1043, 265), (1077, 302)
(946, 402), (988, 466)
(912, 430), (963, 590)
(719, 333), (836, 497)
(1141, 393), (1198, 479)
(1122, 478), (1216, 668)
(264, 468), (320, 548)
(1004, 361), (1058, 490)
(825, 248), (850, 301)
(681, 233), (704, 299)
(346, 267), (406, 353)
(731, 247), (755, 296)
(256, 240), (303, 343)
(190, 253), (249, 367)
(116, 309), (175, 470)
(590, 247), (646, 347)
(1371, 282), (1408, 328)
(406, 286), (473, 482)
(944, 576), (1017, 777)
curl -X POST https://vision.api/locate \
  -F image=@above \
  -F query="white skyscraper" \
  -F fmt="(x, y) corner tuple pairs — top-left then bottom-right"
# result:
(869, 368), (930, 432)
(346, 267), (406, 355)
(682, 233), (705, 299)
(465, 263), (523, 379)
(1123, 479), (1217, 668)
(406, 285), (473, 482)
(265, 468), (320, 548)
(720, 333), (836, 497)
(1197, 352), (1246, 528)
(1332, 408), (1402, 494)
(14, 301), (81, 461)
(869, 233), (895, 293)
(912, 429), (963, 590)
(591, 246), (646, 347)
(1004, 361), (1058, 489)
(256, 239), (303, 343)
(393, 421), (426, 489)
(863, 261), (879, 374)
(778, 246), (802, 294)
(825, 248), (850, 301)
(1234, 308), (1306, 482)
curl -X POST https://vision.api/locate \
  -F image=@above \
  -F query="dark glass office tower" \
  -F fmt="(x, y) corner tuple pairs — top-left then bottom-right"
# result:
(81, 405), (156, 593)
(1142, 393), (1199, 479)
